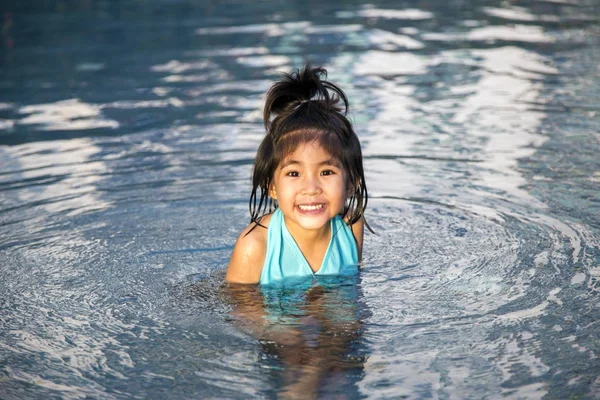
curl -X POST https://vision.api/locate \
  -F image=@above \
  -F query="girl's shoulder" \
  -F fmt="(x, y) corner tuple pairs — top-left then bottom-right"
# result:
(241, 212), (273, 241)
(225, 214), (273, 284)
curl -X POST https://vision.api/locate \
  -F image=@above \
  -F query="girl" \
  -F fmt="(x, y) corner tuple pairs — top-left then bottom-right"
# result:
(226, 65), (368, 285)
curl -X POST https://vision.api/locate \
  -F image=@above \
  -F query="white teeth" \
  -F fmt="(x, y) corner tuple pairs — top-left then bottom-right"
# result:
(298, 204), (323, 211)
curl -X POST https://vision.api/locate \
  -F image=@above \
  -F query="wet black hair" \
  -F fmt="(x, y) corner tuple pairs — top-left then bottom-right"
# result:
(249, 65), (369, 229)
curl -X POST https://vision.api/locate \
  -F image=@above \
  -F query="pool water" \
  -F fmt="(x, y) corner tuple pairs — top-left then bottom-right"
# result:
(1, 0), (599, 398)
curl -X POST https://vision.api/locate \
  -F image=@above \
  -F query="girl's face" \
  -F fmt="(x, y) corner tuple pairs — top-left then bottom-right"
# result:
(269, 140), (349, 236)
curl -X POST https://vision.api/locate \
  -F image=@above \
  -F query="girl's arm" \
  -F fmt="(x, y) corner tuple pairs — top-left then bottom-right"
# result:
(351, 217), (365, 261)
(225, 223), (267, 284)
(345, 210), (365, 261)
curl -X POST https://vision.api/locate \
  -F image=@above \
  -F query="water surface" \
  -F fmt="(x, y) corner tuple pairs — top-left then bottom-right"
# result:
(1, 0), (600, 398)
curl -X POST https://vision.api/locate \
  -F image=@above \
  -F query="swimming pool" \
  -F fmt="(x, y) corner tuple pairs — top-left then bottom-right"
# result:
(1, 0), (599, 398)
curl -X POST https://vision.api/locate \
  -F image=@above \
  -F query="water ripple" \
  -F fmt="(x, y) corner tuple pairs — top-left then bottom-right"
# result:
(0, 0), (599, 398)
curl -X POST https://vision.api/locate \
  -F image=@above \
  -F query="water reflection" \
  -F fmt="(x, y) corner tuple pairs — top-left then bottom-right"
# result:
(331, 40), (557, 209)
(224, 277), (367, 399)
(19, 98), (119, 131)
(0, 0), (599, 398)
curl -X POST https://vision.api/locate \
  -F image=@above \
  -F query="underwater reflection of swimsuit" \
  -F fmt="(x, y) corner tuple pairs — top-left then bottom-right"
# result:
(259, 208), (359, 287)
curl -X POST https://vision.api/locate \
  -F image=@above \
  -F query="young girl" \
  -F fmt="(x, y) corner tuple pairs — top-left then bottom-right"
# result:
(226, 65), (368, 285)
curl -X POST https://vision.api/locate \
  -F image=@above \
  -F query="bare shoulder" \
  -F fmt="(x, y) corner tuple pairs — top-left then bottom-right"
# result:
(225, 214), (272, 284)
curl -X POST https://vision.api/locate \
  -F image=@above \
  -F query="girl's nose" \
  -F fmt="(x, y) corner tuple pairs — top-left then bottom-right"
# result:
(302, 175), (322, 195)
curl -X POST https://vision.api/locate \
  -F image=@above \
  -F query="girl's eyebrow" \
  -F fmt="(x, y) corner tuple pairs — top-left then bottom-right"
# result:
(280, 158), (340, 168)
(279, 159), (299, 168)
(319, 158), (342, 167)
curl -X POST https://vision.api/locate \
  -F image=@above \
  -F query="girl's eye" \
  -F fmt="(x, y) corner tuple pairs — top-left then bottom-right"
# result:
(286, 171), (299, 177)
(321, 170), (335, 176)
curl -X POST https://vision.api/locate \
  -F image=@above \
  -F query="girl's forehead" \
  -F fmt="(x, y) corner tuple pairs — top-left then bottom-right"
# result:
(280, 141), (339, 163)
(287, 140), (330, 155)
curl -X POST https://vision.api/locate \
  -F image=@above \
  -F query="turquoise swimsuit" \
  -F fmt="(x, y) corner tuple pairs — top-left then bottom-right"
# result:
(259, 208), (359, 286)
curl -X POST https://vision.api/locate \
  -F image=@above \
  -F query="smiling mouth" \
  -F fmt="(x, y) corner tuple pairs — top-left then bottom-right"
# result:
(297, 204), (324, 211)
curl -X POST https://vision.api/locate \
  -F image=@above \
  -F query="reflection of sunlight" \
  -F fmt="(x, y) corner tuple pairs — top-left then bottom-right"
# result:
(195, 22), (310, 36)
(1, 137), (118, 397)
(107, 98), (185, 108)
(470, 46), (558, 78)
(10, 138), (112, 216)
(162, 75), (211, 83)
(0, 119), (14, 130)
(335, 44), (555, 207)
(304, 24), (362, 34)
(18, 99), (119, 131)
(4, 366), (102, 397)
(193, 80), (271, 95)
(10, 320), (133, 373)
(450, 47), (554, 206)
(367, 29), (424, 50)
(468, 26), (555, 43)
(349, 50), (423, 137)
(151, 60), (233, 84)
(337, 8), (433, 20)
(483, 6), (560, 22)
(358, 351), (442, 398)
(533, 214), (582, 263)
(423, 25), (555, 43)
(494, 334), (550, 396)
(151, 59), (215, 73)
(349, 51), (423, 140)
(330, 52), (426, 197)
(185, 46), (269, 57)
(236, 55), (291, 68)
(353, 50), (427, 76)
(184, 47), (269, 57)
(3, 304), (137, 398)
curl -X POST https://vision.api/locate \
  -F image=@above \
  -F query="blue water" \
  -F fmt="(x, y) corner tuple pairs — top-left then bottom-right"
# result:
(1, 0), (600, 398)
